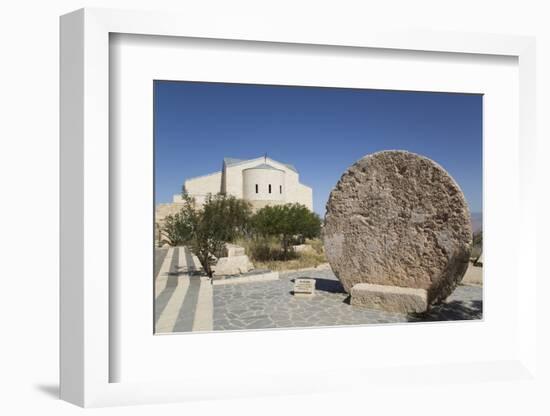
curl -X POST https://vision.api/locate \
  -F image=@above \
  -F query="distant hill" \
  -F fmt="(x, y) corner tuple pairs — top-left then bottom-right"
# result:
(471, 212), (482, 234)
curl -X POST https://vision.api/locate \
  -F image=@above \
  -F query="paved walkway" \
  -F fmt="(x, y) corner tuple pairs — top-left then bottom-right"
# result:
(154, 248), (483, 333)
(154, 247), (213, 333)
(213, 269), (482, 330)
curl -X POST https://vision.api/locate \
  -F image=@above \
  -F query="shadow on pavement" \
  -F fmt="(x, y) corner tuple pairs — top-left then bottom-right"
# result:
(408, 299), (483, 322)
(289, 277), (346, 294)
(313, 278), (346, 294)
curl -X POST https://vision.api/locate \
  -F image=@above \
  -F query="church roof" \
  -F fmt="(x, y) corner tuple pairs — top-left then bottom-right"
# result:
(283, 162), (298, 172)
(244, 163), (283, 171)
(223, 157), (244, 166)
(224, 156), (297, 172)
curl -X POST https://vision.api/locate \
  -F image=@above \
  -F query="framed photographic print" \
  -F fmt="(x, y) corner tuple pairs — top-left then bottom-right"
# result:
(152, 81), (483, 335)
(60, 8), (538, 408)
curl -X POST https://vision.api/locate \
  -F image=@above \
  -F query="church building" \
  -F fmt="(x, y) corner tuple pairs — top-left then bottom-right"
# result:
(174, 156), (313, 211)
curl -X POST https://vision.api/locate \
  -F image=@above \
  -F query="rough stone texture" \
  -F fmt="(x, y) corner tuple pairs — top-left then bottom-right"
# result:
(213, 255), (254, 276)
(221, 243), (246, 257)
(351, 283), (428, 313)
(324, 151), (472, 305)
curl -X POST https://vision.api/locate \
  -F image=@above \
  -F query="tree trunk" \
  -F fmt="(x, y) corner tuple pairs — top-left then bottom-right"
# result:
(282, 235), (289, 260)
(198, 252), (213, 278)
(204, 259), (213, 277)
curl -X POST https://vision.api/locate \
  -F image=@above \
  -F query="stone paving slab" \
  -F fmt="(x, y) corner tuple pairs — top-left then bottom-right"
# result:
(155, 248), (482, 333)
(155, 247), (213, 333)
(212, 271), (280, 286)
(212, 268), (482, 331)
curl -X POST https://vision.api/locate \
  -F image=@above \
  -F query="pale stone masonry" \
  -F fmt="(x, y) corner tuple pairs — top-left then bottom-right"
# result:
(175, 156), (313, 211)
(351, 283), (428, 314)
(155, 156), (313, 245)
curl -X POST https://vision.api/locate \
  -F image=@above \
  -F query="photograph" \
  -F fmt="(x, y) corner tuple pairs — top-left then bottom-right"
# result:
(153, 80), (483, 334)
(2, 0), (544, 412)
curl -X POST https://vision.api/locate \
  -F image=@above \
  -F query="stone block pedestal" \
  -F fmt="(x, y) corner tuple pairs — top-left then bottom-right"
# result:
(351, 283), (428, 314)
(213, 255), (254, 276)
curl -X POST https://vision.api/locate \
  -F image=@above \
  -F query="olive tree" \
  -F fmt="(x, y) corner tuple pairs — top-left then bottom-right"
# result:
(161, 209), (193, 246)
(251, 203), (321, 259)
(161, 193), (252, 277)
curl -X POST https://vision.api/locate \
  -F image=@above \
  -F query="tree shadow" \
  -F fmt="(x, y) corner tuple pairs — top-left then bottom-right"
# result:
(408, 299), (483, 322)
(290, 277), (346, 294)
(314, 278), (346, 294)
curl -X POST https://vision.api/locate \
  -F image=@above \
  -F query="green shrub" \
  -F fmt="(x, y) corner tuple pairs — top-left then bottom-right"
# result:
(251, 203), (321, 259)
(161, 193), (252, 277)
(161, 210), (193, 246)
(246, 236), (299, 262)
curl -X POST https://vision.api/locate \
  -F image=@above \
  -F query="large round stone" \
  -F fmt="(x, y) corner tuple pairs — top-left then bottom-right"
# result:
(323, 151), (472, 305)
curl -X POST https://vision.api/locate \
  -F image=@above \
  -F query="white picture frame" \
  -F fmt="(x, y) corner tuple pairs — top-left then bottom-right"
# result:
(60, 8), (537, 408)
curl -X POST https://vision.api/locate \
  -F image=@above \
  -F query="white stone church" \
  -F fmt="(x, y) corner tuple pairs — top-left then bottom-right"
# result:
(156, 156), (313, 240)
(175, 156), (313, 211)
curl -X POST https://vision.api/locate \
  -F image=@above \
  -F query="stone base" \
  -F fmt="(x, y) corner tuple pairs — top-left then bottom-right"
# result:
(350, 283), (428, 314)
(222, 243), (246, 257)
(213, 255), (254, 276)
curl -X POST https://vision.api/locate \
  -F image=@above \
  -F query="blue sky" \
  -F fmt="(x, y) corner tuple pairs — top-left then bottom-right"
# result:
(154, 81), (482, 216)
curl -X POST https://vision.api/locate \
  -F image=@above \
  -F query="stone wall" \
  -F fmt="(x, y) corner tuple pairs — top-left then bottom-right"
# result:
(158, 157), (313, 243)
(182, 171), (222, 201)
(242, 166), (286, 202)
(156, 202), (185, 221)
(292, 182), (313, 210)
(225, 157), (313, 210)
(248, 199), (286, 211)
(179, 156), (313, 211)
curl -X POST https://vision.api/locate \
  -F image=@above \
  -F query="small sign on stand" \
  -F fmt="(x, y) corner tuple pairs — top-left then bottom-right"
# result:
(293, 278), (316, 297)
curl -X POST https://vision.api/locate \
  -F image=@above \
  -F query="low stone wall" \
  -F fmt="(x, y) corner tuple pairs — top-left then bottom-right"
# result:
(156, 202), (185, 221)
